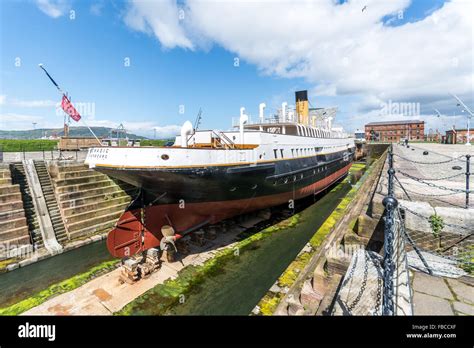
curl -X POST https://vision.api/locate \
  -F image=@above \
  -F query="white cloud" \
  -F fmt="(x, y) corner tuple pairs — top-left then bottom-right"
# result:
(124, 0), (193, 49)
(124, 0), (473, 131)
(90, 2), (104, 16)
(0, 111), (180, 138)
(35, 0), (71, 18)
(0, 113), (44, 130)
(84, 119), (180, 138)
(12, 99), (57, 108)
(152, 125), (181, 138)
(0, 95), (57, 108)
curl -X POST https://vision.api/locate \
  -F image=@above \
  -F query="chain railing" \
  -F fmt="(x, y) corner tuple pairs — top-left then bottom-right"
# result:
(399, 205), (473, 276)
(392, 147), (471, 209)
(381, 145), (473, 315)
(381, 145), (414, 315)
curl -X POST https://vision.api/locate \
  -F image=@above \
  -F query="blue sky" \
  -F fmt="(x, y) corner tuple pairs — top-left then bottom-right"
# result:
(0, 0), (472, 138)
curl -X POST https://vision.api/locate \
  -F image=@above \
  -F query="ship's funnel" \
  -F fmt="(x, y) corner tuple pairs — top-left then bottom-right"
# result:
(295, 90), (309, 125)
(180, 120), (193, 148)
(240, 107), (248, 145)
(259, 103), (266, 122)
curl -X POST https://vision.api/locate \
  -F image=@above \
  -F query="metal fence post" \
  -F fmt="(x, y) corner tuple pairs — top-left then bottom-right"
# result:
(382, 144), (397, 315)
(466, 154), (471, 209)
(388, 144), (395, 196)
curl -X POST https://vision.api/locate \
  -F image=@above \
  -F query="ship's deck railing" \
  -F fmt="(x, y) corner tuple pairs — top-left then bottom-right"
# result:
(231, 115), (300, 128)
(231, 106), (338, 128)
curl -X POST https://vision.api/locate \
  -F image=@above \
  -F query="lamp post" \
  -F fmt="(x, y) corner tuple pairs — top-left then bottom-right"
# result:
(451, 94), (472, 146)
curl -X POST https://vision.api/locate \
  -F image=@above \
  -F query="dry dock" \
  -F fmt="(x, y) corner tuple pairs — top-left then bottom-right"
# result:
(254, 143), (473, 316)
(1, 143), (472, 316)
(22, 223), (249, 315)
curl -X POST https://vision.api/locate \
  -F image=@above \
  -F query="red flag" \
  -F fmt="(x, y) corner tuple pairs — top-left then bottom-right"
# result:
(61, 94), (81, 122)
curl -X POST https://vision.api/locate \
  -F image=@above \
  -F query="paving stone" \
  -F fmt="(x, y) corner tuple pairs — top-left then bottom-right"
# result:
(452, 301), (474, 315)
(413, 292), (454, 315)
(412, 272), (453, 300)
(269, 283), (282, 293)
(446, 278), (474, 305)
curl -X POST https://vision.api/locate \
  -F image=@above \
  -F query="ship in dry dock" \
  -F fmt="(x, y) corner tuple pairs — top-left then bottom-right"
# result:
(85, 91), (356, 258)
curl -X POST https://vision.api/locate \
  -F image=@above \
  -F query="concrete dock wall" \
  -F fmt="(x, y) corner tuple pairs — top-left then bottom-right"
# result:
(255, 152), (388, 315)
(0, 166), (33, 260)
(48, 162), (134, 241)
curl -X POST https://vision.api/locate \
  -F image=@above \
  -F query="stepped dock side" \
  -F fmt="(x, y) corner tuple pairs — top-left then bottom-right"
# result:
(47, 163), (134, 241)
(0, 165), (34, 260)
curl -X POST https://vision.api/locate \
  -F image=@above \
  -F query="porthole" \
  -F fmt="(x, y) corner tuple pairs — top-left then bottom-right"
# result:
(161, 154), (169, 160)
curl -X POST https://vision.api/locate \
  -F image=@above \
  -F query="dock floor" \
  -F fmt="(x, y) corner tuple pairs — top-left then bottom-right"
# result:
(22, 222), (256, 315)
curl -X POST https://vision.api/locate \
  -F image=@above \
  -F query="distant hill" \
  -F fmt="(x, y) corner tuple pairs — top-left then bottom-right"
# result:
(0, 127), (147, 140)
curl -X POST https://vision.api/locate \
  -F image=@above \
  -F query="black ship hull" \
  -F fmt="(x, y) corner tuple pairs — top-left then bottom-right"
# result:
(99, 149), (354, 258)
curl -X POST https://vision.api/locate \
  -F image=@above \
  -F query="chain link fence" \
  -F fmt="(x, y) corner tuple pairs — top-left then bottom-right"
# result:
(381, 145), (473, 315)
(392, 144), (471, 208)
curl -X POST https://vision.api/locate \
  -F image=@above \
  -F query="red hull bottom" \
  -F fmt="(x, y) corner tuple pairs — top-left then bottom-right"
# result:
(107, 163), (352, 258)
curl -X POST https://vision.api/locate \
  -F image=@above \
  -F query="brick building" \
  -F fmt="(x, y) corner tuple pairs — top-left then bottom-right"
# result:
(365, 120), (425, 142)
(445, 128), (471, 144)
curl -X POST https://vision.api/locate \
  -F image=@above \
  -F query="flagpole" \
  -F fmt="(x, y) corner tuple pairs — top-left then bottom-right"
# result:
(79, 117), (102, 146)
(38, 64), (102, 146)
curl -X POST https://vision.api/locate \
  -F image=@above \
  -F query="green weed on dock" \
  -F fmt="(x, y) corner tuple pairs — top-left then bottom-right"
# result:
(257, 161), (376, 315)
(117, 215), (301, 315)
(0, 260), (118, 315)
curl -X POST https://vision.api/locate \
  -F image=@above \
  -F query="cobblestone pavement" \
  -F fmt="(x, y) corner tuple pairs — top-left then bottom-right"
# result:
(378, 143), (474, 208)
(411, 270), (474, 315)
